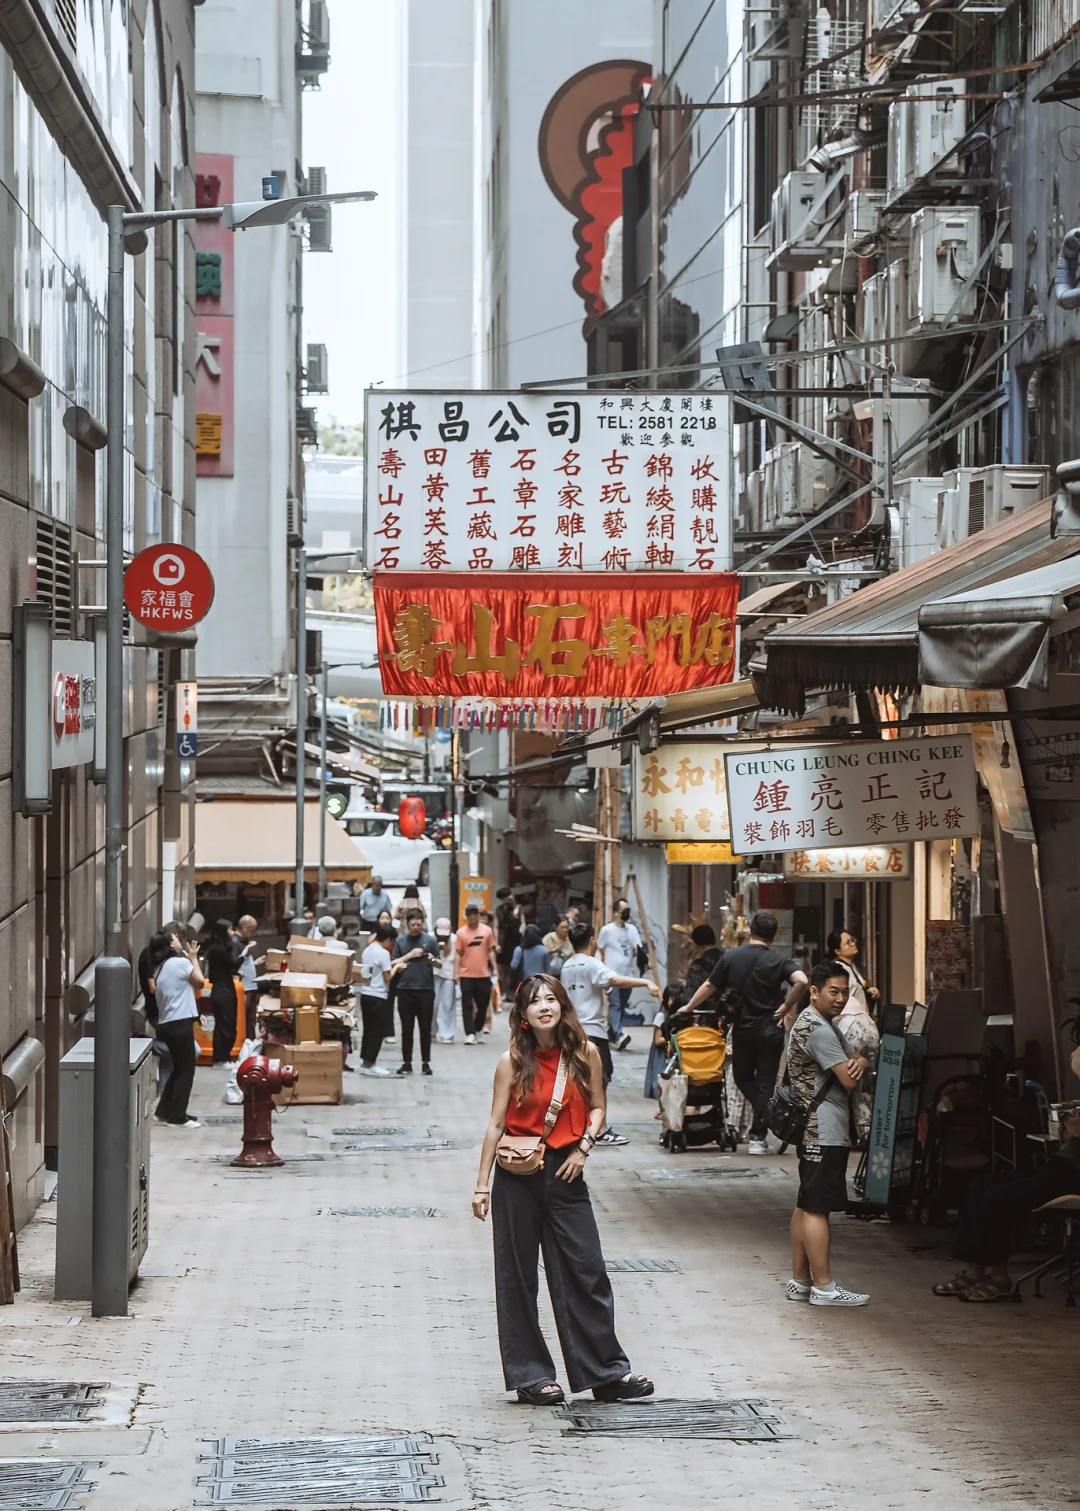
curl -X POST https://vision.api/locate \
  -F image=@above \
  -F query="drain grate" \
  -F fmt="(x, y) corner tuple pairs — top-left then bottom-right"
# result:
(196, 1433), (443, 1504)
(644, 1166), (779, 1182)
(0, 1383), (106, 1423)
(214, 1153), (326, 1164)
(330, 1126), (413, 1137)
(557, 1398), (789, 1440)
(322, 1205), (440, 1218)
(0, 1460), (97, 1508)
(340, 1139), (452, 1153)
(540, 1258), (681, 1274)
(201, 1115), (243, 1126)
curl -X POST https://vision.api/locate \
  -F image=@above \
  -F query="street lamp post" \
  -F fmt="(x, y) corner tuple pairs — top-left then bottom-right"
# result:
(93, 187), (376, 1318)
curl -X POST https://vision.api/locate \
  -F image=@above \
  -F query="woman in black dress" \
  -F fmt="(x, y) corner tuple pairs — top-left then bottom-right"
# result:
(206, 918), (239, 1064)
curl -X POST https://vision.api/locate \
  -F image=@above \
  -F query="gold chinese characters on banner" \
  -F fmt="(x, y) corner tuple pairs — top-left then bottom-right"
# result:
(632, 741), (749, 842)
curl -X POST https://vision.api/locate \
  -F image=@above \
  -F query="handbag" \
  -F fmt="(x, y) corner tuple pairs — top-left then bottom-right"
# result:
(496, 1053), (570, 1174)
(766, 1019), (850, 1145)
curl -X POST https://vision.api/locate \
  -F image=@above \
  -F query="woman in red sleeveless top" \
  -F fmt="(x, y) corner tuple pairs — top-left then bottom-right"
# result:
(473, 974), (653, 1406)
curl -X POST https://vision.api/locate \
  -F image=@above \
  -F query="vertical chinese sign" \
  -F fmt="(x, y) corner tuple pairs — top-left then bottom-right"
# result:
(195, 155), (234, 477)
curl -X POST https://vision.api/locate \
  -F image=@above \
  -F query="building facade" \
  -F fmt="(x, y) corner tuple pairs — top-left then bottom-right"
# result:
(0, 0), (197, 1225)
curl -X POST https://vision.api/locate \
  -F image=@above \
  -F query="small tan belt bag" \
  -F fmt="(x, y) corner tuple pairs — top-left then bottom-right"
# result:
(496, 1054), (570, 1175)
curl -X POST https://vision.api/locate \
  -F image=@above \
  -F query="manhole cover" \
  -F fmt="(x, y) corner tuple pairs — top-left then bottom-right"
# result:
(330, 1126), (413, 1137)
(340, 1139), (452, 1153)
(196, 1434), (443, 1504)
(0, 1383), (106, 1423)
(557, 1398), (789, 1439)
(0, 1460), (97, 1508)
(322, 1206), (440, 1218)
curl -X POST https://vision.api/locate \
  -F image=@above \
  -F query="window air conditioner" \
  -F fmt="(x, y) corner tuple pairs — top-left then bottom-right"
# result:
(939, 465), (1051, 547)
(305, 342), (329, 395)
(768, 170), (839, 270)
(761, 442), (800, 526)
(794, 444), (836, 518)
(893, 477), (945, 567)
(908, 207), (981, 328)
(742, 468), (764, 533)
(887, 80), (966, 201)
(861, 260), (910, 372)
(845, 190), (885, 251)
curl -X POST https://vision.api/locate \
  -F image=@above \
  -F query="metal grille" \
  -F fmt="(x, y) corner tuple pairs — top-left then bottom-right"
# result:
(341, 1139), (452, 1153)
(968, 477), (986, 534)
(0, 1461), (96, 1508)
(330, 1126), (412, 1137)
(53, 0), (77, 49)
(34, 516), (74, 636)
(196, 1434), (443, 1505)
(802, 8), (863, 144)
(557, 1399), (790, 1440)
(0, 1383), (106, 1423)
(322, 1205), (440, 1219)
(201, 1114), (243, 1126)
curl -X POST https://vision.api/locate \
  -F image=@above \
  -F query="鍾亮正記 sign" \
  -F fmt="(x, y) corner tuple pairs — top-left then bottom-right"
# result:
(724, 737), (978, 854)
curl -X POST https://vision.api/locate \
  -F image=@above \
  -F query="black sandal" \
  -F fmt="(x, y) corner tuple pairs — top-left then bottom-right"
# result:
(592, 1374), (654, 1402)
(516, 1383), (565, 1405)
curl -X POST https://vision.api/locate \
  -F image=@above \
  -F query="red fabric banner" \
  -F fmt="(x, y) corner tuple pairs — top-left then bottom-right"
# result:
(375, 572), (741, 700)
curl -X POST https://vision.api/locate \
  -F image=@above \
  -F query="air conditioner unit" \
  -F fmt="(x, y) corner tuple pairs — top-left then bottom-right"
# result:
(893, 476), (946, 567)
(861, 259), (911, 373)
(761, 442), (800, 526)
(939, 465), (1052, 547)
(845, 189), (885, 250)
(888, 80), (966, 201)
(298, 0), (330, 81)
(305, 164), (327, 197)
(794, 444), (837, 517)
(305, 202), (332, 252)
(305, 342), (329, 395)
(742, 467), (764, 533)
(908, 207), (981, 328)
(871, 377), (932, 482)
(768, 170), (840, 270)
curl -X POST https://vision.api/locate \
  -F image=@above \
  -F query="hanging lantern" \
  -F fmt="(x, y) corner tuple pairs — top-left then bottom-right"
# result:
(398, 795), (427, 840)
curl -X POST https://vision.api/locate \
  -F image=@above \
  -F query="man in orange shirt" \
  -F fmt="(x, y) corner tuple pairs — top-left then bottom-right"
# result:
(455, 901), (498, 1044)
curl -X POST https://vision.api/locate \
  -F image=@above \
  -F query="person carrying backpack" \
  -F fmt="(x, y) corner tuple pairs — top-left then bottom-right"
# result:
(683, 911), (808, 1154)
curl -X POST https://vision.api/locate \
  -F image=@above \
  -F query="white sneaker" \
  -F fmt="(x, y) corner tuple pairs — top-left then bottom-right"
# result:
(810, 1282), (869, 1307)
(616, 1033), (632, 1051)
(482, 1026), (491, 1034)
(748, 1138), (767, 1155)
(464, 1034), (476, 1045)
(173, 1117), (201, 1129)
(785, 1279), (812, 1303)
(360, 1066), (390, 1077)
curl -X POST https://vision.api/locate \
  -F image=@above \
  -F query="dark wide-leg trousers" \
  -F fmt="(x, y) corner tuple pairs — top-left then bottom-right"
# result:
(492, 1147), (631, 1395)
(397, 987), (434, 1066)
(155, 1019), (197, 1124)
(731, 1020), (785, 1140)
(952, 1160), (1080, 1267)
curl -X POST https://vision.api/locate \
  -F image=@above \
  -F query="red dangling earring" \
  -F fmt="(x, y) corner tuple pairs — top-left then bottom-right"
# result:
(522, 1021), (530, 1031)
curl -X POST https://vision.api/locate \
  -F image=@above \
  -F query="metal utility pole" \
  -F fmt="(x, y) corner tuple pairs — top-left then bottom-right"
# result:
(92, 186), (376, 1318)
(318, 659), (328, 908)
(449, 730), (461, 926)
(292, 546), (308, 933)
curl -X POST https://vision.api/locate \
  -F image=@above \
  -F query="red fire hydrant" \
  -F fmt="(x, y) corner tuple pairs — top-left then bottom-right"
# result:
(232, 1055), (297, 1168)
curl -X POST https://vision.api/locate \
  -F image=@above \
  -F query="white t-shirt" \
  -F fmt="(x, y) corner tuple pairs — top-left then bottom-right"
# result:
(597, 921), (641, 976)
(360, 942), (393, 999)
(560, 953), (615, 1037)
(434, 940), (455, 981)
(154, 956), (198, 1024)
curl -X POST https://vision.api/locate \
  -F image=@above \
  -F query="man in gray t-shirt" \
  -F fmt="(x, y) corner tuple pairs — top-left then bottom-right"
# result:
(784, 961), (872, 1308)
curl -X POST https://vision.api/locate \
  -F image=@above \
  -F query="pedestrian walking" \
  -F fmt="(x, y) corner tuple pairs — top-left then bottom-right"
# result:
(150, 929), (205, 1128)
(511, 924), (550, 985)
(232, 915), (263, 1037)
(433, 916), (458, 1042)
(683, 924), (721, 999)
(685, 910), (808, 1154)
(472, 974), (654, 1405)
(206, 918), (239, 1064)
(391, 910), (440, 1075)
(455, 901), (497, 1044)
(393, 884), (427, 930)
(376, 906), (398, 1042)
(543, 915), (573, 976)
(494, 887), (522, 999)
(786, 961), (871, 1307)
(357, 922), (395, 1076)
(596, 899), (643, 1049)
(358, 874), (388, 927)
(561, 923), (660, 1146)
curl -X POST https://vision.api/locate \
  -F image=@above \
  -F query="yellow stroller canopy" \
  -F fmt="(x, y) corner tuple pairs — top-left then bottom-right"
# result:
(672, 1023), (727, 1087)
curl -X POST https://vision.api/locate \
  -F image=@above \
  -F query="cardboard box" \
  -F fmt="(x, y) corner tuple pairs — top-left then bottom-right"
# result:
(264, 1041), (343, 1105)
(295, 1005), (321, 1044)
(266, 948), (286, 972)
(279, 972), (328, 1010)
(287, 941), (353, 984)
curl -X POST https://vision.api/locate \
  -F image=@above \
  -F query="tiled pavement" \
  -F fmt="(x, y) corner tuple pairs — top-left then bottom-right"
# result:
(1, 1016), (1078, 1510)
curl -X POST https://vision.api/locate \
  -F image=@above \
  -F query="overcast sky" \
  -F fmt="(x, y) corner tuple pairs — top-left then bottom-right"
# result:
(303, 2), (403, 429)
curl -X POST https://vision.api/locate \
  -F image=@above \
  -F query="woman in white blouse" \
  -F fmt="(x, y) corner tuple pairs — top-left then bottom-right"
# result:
(825, 927), (881, 1150)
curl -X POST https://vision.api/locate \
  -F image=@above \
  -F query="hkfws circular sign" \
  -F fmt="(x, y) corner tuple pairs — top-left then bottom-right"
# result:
(124, 545), (215, 632)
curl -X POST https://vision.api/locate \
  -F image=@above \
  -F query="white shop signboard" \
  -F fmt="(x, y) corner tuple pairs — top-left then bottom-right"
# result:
(364, 389), (728, 574)
(50, 640), (96, 770)
(724, 736), (979, 854)
(632, 742), (743, 842)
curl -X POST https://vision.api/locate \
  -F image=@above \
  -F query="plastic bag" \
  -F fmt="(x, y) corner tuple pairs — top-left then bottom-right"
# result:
(659, 1071), (688, 1132)
(223, 1039), (262, 1104)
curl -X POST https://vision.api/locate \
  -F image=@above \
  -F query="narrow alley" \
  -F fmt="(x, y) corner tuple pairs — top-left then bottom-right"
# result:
(3, 1026), (1077, 1511)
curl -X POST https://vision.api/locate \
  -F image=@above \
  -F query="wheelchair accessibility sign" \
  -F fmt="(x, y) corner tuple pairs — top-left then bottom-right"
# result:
(177, 681), (198, 758)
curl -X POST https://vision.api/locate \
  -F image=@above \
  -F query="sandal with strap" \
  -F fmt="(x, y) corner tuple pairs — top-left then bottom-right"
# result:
(592, 1374), (654, 1402)
(516, 1383), (565, 1405)
(932, 1273), (980, 1297)
(957, 1278), (1013, 1304)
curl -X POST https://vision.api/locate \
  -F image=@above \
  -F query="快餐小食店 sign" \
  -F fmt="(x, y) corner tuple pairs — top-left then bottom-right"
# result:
(724, 736), (978, 854)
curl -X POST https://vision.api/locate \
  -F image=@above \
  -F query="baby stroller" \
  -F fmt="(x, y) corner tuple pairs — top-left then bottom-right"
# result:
(660, 1009), (740, 1153)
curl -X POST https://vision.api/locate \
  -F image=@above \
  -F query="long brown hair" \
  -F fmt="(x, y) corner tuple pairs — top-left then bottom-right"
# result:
(509, 975), (594, 1105)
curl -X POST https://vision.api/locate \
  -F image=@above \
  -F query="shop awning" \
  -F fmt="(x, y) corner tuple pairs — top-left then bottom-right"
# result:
(918, 554), (1080, 690)
(759, 499), (1069, 711)
(658, 678), (760, 731)
(195, 800), (371, 884)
